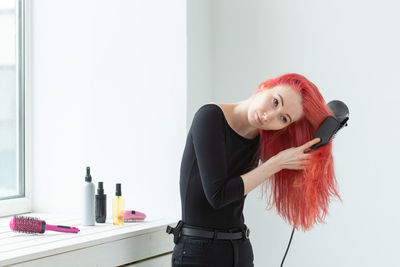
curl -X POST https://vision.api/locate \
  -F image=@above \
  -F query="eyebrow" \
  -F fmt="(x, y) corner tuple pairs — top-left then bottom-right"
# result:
(278, 94), (292, 123)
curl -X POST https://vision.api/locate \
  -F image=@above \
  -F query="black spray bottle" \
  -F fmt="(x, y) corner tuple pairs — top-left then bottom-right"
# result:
(95, 182), (107, 223)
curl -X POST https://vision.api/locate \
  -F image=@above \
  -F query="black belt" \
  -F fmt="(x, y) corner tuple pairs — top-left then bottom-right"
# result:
(166, 221), (250, 243)
(182, 226), (249, 240)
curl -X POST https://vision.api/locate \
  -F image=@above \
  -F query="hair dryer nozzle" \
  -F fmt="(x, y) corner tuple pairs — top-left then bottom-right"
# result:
(327, 100), (349, 129)
(311, 100), (349, 151)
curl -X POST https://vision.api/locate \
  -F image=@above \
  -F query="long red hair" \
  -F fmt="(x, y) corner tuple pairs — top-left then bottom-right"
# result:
(255, 73), (342, 231)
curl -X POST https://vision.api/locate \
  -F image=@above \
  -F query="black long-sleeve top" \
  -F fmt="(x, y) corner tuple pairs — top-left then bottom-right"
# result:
(179, 104), (260, 230)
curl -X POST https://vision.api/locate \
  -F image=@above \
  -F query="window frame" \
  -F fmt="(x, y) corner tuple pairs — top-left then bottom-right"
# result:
(0, 0), (31, 217)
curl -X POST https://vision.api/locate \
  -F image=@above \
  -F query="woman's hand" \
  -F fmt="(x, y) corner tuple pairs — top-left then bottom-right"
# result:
(273, 138), (321, 171)
(241, 138), (321, 195)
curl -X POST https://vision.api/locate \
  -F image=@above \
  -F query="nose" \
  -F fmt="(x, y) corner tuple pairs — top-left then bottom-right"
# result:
(262, 112), (270, 122)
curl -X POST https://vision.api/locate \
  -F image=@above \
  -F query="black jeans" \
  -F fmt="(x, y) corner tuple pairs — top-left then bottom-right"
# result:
(171, 235), (254, 267)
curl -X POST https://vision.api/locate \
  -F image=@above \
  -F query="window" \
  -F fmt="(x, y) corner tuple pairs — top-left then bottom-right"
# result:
(0, 0), (25, 211)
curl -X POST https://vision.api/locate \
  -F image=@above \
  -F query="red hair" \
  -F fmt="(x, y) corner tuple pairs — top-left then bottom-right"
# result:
(255, 73), (342, 231)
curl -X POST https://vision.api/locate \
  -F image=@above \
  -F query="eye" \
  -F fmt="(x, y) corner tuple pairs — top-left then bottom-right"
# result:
(280, 116), (288, 123)
(273, 98), (279, 107)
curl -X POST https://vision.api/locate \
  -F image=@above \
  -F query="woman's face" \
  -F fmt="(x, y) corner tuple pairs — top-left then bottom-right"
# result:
(248, 84), (304, 130)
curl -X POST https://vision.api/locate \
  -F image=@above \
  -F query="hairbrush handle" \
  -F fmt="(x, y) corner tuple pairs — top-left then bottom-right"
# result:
(45, 223), (80, 233)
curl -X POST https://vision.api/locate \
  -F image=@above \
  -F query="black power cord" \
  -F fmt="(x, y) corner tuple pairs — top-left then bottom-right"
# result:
(278, 100), (349, 267)
(280, 227), (295, 267)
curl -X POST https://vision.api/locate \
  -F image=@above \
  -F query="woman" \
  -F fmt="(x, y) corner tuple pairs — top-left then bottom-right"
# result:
(170, 73), (340, 267)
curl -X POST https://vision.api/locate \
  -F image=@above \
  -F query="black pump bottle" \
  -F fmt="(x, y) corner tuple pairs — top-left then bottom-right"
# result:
(95, 182), (107, 223)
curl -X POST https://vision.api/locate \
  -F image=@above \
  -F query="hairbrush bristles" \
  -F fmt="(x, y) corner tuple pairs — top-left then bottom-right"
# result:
(10, 216), (46, 234)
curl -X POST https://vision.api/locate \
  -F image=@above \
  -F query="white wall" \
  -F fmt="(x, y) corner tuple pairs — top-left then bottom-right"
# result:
(187, 0), (212, 129)
(188, 0), (400, 266)
(30, 0), (186, 222)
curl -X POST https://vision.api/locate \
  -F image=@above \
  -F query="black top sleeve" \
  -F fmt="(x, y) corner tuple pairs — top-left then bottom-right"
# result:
(191, 106), (245, 209)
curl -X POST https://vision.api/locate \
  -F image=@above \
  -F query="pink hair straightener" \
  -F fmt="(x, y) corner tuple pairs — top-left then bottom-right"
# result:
(124, 210), (146, 222)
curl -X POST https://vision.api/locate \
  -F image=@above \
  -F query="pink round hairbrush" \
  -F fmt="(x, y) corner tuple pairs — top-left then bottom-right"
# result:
(9, 216), (80, 234)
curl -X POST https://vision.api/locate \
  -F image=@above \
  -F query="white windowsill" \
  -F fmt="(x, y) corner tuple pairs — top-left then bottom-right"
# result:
(0, 212), (177, 267)
(0, 198), (32, 218)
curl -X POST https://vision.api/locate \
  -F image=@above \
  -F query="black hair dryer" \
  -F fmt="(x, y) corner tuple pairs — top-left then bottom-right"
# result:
(311, 100), (349, 150)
